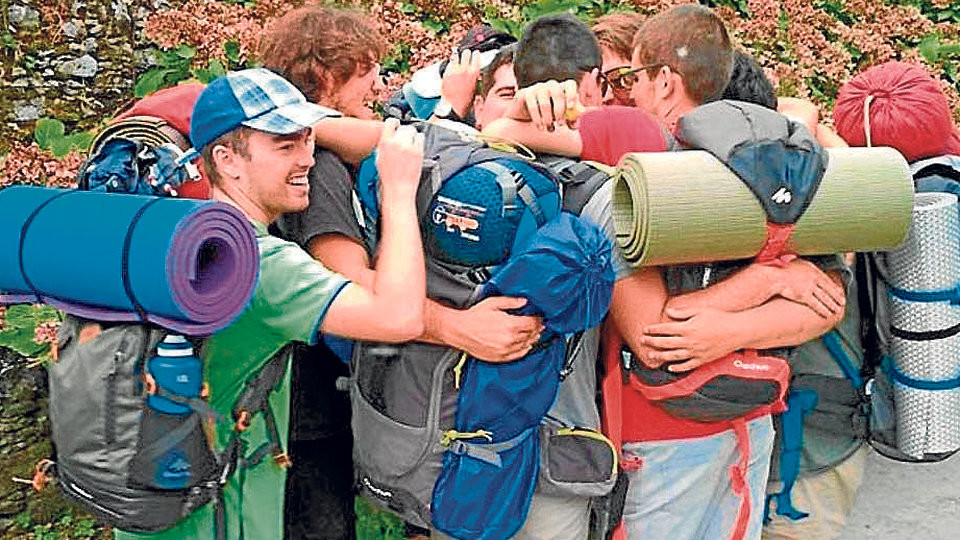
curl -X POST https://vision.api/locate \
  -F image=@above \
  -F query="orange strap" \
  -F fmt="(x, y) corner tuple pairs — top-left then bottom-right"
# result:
(601, 324), (637, 540)
(727, 419), (752, 540)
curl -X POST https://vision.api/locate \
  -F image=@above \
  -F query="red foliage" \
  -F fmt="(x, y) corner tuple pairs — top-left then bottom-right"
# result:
(0, 143), (82, 189)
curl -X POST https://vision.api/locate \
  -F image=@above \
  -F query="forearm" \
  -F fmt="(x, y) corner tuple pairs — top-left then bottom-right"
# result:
(370, 186), (426, 334)
(314, 118), (384, 164)
(666, 264), (780, 314)
(483, 118), (582, 157)
(420, 299), (463, 346)
(610, 267), (668, 362)
(727, 297), (842, 351)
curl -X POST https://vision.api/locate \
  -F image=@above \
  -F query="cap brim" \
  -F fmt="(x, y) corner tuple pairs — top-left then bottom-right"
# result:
(242, 102), (340, 135)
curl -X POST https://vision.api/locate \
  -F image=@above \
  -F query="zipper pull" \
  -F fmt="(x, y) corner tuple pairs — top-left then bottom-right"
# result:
(452, 351), (468, 390)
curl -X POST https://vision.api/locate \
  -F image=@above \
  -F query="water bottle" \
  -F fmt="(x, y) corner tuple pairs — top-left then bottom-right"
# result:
(146, 335), (201, 416)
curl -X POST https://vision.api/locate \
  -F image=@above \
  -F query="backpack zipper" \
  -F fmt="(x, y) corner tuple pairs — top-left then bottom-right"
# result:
(555, 427), (619, 476)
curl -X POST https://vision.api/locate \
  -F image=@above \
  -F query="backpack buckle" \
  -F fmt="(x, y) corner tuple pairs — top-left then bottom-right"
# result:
(235, 410), (252, 432)
(273, 451), (292, 468)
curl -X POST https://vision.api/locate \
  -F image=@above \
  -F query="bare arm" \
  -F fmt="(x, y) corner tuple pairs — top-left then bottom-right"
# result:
(308, 235), (375, 289)
(420, 297), (543, 362)
(643, 292), (844, 372)
(321, 120), (425, 342)
(666, 259), (845, 319)
(608, 267), (669, 366)
(314, 117), (384, 165)
(642, 269), (845, 371)
(483, 118), (583, 157)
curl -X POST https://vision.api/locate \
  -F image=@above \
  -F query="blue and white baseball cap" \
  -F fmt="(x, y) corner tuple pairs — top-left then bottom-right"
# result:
(187, 68), (339, 156)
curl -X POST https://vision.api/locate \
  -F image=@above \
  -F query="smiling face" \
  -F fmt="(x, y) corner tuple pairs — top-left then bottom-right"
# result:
(473, 63), (518, 130)
(227, 128), (316, 222)
(327, 62), (385, 119)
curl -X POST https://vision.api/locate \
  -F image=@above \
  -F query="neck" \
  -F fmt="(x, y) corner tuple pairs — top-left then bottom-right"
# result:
(212, 185), (275, 224)
(658, 98), (697, 133)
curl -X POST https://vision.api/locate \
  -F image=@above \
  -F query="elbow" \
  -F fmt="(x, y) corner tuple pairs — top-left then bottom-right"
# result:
(380, 304), (424, 343)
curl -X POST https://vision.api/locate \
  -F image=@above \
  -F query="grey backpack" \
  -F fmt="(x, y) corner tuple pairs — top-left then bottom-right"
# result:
(47, 316), (288, 538)
(351, 127), (618, 528)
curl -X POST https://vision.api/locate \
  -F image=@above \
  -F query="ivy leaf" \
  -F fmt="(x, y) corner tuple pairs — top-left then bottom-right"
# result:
(422, 17), (449, 35)
(173, 44), (196, 59)
(134, 67), (169, 98)
(224, 41), (241, 66)
(208, 58), (226, 79)
(400, 2), (417, 14)
(34, 118), (65, 150)
(68, 131), (94, 152)
(51, 136), (73, 158)
(919, 34), (940, 64)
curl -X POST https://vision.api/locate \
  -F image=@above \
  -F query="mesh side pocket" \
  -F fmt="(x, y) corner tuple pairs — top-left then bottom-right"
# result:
(128, 409), (217, 491)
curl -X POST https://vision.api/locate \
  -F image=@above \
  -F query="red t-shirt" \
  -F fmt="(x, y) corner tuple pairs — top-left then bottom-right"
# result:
(578, 106), (671, 166)
(582, 106), (762, 442)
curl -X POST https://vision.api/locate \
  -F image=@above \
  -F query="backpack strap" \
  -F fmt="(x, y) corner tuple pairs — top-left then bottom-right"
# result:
(213, 346), (293, 540)
(763, 388), (818, 523)
(539, 156), (611, 215)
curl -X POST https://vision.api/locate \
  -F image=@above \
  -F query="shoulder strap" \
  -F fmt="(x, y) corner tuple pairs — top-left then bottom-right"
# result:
(539, 155), (611, 215)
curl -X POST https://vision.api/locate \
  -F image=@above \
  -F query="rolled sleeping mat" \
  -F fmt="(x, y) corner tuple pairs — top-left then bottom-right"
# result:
(0, 186), (258, 336)
(885, 192), (960, 459)
(612, 147), (914, 267)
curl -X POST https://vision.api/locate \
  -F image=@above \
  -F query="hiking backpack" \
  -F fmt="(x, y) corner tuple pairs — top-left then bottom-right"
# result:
(42, 116), (282, 538)
(765, 154), (960, 523)
(349, 122), (618, 530)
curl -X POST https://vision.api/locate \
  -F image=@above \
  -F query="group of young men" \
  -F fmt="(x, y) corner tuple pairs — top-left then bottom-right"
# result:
(113, 2), (960, 540)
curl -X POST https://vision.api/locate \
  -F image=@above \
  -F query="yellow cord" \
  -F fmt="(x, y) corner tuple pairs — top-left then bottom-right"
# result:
(441, 429), (494, 447)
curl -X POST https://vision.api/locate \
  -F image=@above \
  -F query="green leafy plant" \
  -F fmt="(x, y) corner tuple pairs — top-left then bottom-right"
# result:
(33, 118), (93, 159)
(354, 497), (406, 540)
(134, 40), (245, 97)
(918, 34), (960, 82)
(0, 304), (61, 362)
(382, 42), (414, 74)
(486, 0), (624, 39)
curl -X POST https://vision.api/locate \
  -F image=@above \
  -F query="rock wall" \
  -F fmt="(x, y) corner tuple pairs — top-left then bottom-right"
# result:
(2, 0), (170, 149)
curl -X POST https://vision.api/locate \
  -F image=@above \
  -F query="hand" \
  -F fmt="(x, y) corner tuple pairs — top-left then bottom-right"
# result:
(640, 307), (742, 372)
(776, 259), (845, 319)
(375, 119), (424, 195)
(510, 80), (581, 131)
(448, 297), (544, 363)
(441, 48), (483, 118)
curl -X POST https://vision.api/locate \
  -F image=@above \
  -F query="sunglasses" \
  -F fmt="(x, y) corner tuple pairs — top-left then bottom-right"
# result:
(605, 63), (681, 92)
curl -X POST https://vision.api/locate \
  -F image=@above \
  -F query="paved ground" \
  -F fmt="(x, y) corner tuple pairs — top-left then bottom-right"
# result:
(842, 449), (960, 539)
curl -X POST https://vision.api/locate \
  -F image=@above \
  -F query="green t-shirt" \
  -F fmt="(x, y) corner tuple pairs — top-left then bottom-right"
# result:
(116, 220), (349, 540)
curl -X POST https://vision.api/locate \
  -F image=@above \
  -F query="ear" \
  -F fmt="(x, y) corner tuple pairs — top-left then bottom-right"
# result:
(653, 65), (679, 101)
(211, 144), (243, 182)
(473, 94), (485, 117)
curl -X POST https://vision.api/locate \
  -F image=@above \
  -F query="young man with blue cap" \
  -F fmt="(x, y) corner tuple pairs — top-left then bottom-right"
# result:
(115, 68), (426, 540)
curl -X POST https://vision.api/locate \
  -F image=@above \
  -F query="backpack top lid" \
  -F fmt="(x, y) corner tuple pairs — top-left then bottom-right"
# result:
(424, 157), (561, 267)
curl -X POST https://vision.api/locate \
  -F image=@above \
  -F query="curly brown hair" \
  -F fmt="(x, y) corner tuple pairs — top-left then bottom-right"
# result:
(257, 4), (387, 104)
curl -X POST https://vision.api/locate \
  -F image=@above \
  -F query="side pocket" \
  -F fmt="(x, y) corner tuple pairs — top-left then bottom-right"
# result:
(351, 343), (449, 478)
(537, 423), (617, 498)
(128, 409), (218, 490)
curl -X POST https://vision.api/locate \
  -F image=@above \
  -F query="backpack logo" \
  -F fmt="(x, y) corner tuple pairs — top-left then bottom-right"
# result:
(432, 196), (484, 242)
(733, 359), (771, 371)
(771, 187), (792, 205)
